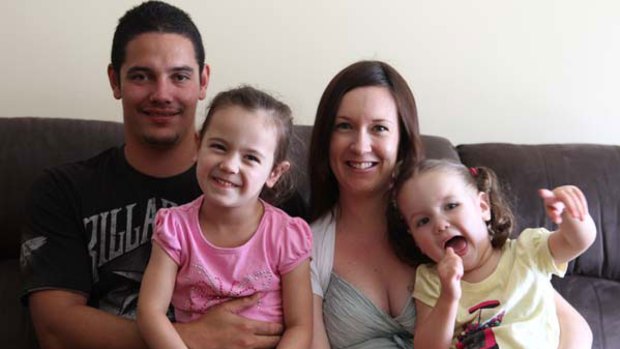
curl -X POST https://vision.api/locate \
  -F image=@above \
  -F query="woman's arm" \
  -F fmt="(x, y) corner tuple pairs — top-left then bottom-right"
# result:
(137, 244), (187, 349)
(555, 290), (592, 349)
(277, 260), (313, 349)
(310, 295), (330, 349)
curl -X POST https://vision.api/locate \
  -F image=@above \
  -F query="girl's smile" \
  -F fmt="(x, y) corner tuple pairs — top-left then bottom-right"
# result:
(196, 105), (283, 211)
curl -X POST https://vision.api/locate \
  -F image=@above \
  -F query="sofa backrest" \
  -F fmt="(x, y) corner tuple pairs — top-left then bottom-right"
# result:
(458, 143), (620, 281)
(0, 117), (125, 260)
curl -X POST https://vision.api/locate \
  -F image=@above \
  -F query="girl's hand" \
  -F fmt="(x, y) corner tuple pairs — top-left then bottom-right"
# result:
(437, 247), (463, 302)
(542, 185), (596, 266)
(539, 186), (588, 224)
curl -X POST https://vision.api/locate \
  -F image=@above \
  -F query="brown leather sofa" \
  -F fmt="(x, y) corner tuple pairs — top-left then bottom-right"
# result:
(1, 117), (618, 349)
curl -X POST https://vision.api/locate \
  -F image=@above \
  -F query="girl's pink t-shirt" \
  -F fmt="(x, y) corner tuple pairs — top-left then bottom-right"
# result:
(152, 195), (312, 323)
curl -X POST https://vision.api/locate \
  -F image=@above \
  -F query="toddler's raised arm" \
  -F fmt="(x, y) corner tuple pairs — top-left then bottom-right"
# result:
(540, 185), (596, 264)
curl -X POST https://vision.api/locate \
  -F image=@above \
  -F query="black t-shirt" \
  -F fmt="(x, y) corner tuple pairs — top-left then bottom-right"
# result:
(21, 147), (201, 318)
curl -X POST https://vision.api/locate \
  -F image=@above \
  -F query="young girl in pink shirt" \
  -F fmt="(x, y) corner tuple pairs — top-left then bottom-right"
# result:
(137, 86), (312, 349)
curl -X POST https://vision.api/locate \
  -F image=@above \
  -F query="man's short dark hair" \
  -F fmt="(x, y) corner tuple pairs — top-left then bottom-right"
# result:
(111, 1), (205, 76)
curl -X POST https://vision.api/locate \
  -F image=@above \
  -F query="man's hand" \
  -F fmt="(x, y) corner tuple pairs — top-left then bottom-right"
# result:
(176, 294), (283, 349)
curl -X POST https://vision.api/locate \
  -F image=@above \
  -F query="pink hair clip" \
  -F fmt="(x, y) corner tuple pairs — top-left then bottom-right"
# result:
(469, 167), (479, 177)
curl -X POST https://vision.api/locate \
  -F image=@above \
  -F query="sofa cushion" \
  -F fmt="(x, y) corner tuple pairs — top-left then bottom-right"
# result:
(0, 117), (124, 260)
(457, 142), (620, 280)
(552, 276), (620, 349)
(0, 259), (38, 348)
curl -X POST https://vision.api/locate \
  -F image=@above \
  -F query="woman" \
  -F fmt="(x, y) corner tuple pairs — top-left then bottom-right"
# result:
(308, 60), (592, 348)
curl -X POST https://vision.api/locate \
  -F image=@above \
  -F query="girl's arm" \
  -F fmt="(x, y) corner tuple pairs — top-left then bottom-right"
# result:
(277, 260), (313, 349)
(414, 299), (456, 349)
(310, 295), (331, 349)
(137, 244), (187, 349)
(555, 290), (593, 349)
(414, 248), (461, 349)
(541, 186), (596, 264)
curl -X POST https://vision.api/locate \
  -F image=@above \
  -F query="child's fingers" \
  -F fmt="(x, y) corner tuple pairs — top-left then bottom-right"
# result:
(438, 248), (463, 300)
(559, 188), (581, 220)
(540, 186), (589, 222)
(539, 188), (564, 223)
(445, 246), (459, 260)
(575, 187), (588, 219)
(538, 188), (555, 202)
(570, 186), (587, 220)
(556, 186), (588, 221)
(443, 248), (463, 279)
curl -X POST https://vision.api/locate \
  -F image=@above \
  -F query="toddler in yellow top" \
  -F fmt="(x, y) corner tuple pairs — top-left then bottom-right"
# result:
(394, 159), (596, 349)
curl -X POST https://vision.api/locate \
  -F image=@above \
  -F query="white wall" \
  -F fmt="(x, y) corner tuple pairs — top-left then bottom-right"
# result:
(1, 0), (619, 145)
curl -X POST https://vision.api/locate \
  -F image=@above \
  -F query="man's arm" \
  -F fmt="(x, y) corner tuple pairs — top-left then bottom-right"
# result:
(30, 290), (147, 349)
(176, 294), (283, 349)
(30, 290), (284, 349)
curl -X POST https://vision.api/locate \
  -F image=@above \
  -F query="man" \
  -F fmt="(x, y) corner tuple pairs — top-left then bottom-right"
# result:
(21, 2), (282, 348)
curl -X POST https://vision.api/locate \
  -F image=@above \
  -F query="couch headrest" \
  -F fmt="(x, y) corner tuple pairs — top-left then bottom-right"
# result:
(0, 117), (124, 259)
(458, 143), (620, 281)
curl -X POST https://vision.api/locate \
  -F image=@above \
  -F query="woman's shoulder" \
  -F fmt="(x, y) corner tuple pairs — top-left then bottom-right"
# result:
(310, 210), (336, 238)
(308, 210), (337, 296)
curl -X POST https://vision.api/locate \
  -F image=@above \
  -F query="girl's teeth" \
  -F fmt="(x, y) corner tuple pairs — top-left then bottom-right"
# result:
(215, 178), (234, 187)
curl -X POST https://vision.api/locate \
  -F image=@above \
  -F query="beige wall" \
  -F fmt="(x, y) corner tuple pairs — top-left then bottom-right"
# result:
(1, 0), (619, 145)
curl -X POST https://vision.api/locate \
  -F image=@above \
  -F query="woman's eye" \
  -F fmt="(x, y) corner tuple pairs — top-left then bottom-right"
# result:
(334, 122), (352, 130)
(373, 124), (389, 132)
